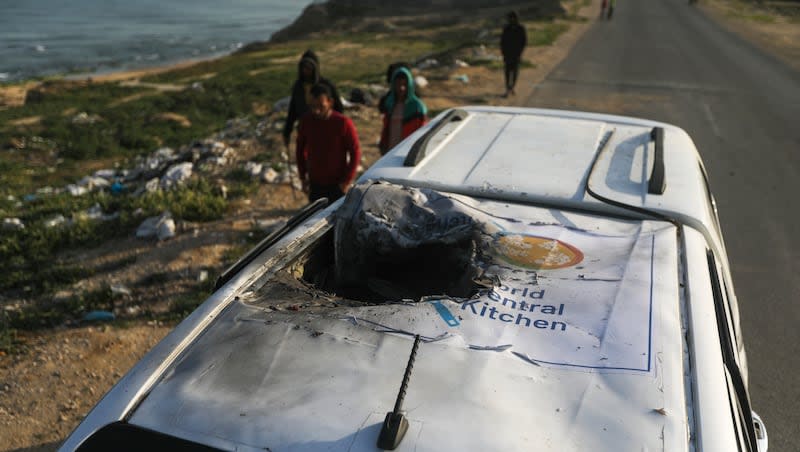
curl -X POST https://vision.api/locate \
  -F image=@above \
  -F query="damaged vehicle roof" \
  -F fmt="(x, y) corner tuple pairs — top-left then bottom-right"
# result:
(61, 107), (760, 452)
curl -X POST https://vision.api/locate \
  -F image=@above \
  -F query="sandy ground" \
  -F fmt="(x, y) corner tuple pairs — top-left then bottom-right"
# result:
(2, 0), (796, 449)
(700, 0), (800, 73)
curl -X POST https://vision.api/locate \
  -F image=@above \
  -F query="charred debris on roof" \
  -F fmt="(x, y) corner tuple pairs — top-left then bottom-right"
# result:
(246, 182), (508, 311)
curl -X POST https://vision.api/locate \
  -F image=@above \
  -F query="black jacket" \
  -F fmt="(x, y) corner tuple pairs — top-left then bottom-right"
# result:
(282, 51), (344, 141)
(501, 23), (527, 61)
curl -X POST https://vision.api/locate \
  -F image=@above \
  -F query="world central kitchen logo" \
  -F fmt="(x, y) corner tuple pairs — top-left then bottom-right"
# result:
(460, 285), (568, 332)
(490, 233), (583, 270)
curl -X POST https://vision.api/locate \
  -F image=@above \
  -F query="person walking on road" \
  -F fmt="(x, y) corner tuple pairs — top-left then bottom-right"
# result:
(379, 67), (428, 155)
(601, 0), (608, 18)
(607, 0), (616, 19)
(500, 11), (527, 97)
(282, 50), (344, 148)
(295, 83), (361, 203)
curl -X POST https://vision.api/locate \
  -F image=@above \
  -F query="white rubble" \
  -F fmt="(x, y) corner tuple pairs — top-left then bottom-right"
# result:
(2, 218), (25, 231)
(65, 184), (89, 197)
(44, 214), (67, 228)
(160, 162), (193, 189)
(136, 211), (176, 241)
(110, 284), (132, 296)
(94, 169), (116, 180)
(417, 58), (439, 69)
(78, 176), (110, 190)
(261, 167), (279, 184)
(158, 218), (176, 241)
(244, 161), (263, 178)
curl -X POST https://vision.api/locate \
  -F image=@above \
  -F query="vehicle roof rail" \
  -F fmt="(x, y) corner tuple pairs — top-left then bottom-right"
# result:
(403, 108), (468, 167)
(648, 126), (666, 195)
(214, 198), (329, 291)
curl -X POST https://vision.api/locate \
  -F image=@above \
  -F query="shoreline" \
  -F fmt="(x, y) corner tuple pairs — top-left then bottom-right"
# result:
(1, 0), (311, 87)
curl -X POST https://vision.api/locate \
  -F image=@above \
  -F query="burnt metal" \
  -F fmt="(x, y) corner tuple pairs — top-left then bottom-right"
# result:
(214, 198), (328, 291)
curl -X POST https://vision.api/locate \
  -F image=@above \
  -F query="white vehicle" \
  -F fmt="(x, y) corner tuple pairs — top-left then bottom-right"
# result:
(61, 107), (767, 452)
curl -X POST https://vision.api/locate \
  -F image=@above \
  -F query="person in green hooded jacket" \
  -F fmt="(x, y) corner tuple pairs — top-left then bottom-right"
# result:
(379, 67), (428, 155)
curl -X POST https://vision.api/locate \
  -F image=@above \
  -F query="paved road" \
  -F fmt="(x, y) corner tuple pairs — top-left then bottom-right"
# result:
(523, 0), (800, 449)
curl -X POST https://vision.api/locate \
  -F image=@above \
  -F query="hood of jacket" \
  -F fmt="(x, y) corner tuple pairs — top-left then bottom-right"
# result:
(297, 51), (321, 84)
(384, 66), (427, 121)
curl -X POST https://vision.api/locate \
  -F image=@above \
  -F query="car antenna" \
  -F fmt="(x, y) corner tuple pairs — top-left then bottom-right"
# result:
(377, 334), (421, 450)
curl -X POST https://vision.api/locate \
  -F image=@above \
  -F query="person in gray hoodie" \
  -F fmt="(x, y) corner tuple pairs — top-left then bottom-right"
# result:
(282, 50), (344, 147)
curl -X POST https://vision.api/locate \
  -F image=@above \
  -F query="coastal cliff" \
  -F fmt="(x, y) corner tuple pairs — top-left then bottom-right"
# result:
(270, 0), (566, 42)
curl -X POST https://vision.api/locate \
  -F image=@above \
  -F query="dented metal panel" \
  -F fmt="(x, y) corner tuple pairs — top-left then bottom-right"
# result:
(128, 185), (689, 451)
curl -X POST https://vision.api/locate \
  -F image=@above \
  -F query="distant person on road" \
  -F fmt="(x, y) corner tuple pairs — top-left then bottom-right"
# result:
(379, 67), (428, 155)
(283, 50), (344, 148)
(607, 0), (616, 19)
(500, 10), (527, 97)
(378, 61), (412, 114)
(601, 0), (608, 18)
(295, 83), (361, 203)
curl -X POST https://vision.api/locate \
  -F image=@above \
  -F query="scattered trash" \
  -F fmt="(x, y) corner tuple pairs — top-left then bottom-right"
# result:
(454, 59), (470, 68)
(349, 88), (373, 106)
(472, 45), (502, 61)
(85, 203), (104, 221)
(244, 161), (263, 178)
(417, 58), (439, 69)
(136, 211), (175, 240)
(65, 184), (88, 197)
(36, 186), (55, 196)
(23, 193), (38, 202)
(453, 74), (470, 84)
(197, 270), (209, 283)
(110, 284), (132, 296)
(158, 217), (177, 241)
(278, 167), (297, 184)
(94, 169), (116, 180)
(110, 180), (125, 194)
(83, 311), (115, 322)
(71, 112), (102, 125)
(215, 182), (228, 199)
(77, 176), (110, 190)
(191, 82), (204, 92)
(272, 96), (291, 113)
(154, 147), (177, 161)
(44, 214), (67, 228)
(144, 177), (160, 194)
(261, 167), (279, 184)
(206, 156), (228, 166)
(2, 218), (25, 231)
(160, 162), (193, 189)
(414, 76), (429, 89)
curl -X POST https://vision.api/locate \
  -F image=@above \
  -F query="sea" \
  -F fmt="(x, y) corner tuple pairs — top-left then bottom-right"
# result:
(0, 0), (316, 82)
